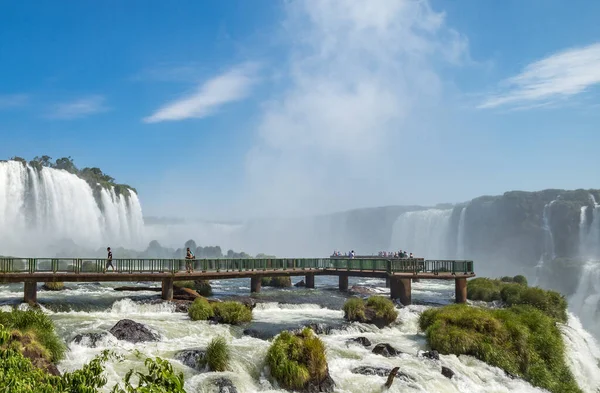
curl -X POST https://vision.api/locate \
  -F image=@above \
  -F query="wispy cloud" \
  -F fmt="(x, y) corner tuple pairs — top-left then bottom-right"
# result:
(47, 95), (108, 119)
(0, 94), (29, 109)
(143, 63), (258, 123)
(131, 63), (206, 83)
(480, 43), (600, 109)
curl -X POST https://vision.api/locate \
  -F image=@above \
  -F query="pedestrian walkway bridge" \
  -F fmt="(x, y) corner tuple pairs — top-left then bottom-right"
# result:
(0, 257), (475, 305)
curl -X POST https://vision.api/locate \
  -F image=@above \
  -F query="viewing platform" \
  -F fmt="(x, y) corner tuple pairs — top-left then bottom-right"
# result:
(0, 257), (475, 305)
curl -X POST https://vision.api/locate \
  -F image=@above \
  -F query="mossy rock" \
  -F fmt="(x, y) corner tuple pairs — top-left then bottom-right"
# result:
(199, 336), (230, 372)
(267, 328), (334, 392)
(187, 299), (251, 325)
(174, 280), (213, 296)
(261, 276), (292, 288)
(419, 304), (581, 393)
(188, 298), (214, 321)
(342, 296), (398, 328)
(42, 282), (64, 291)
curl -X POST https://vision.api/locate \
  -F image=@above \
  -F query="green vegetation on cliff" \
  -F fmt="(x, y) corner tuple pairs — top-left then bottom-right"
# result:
(267, 328), (328, 391)
(421, 277), (578, 393)
(6, 155), (136, 197)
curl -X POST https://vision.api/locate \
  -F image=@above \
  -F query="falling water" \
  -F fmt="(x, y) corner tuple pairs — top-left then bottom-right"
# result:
(390, 209), (453, 258)
(0, 161), (145, 255)
(569, 262), (600, 340)
(536, 200), (556, 270)
(580, 194), (600, 259)
(456, 206), (467, 259)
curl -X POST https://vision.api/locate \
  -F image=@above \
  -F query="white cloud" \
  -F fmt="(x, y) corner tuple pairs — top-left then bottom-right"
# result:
(143, 63), (258, 123)
(48, 95), (108, 119)
(238, 0), (469, 217)
(0, 94), (29, 109)
(480, 43), (600, 109)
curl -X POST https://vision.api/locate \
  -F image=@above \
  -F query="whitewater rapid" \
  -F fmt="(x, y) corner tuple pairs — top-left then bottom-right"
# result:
(0, 161), (144, 255)
(2, 278), (598, 393)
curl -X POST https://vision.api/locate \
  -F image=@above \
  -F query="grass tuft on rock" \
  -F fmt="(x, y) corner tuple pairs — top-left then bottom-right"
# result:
(267, 328), (328, 391)
(419, 304), (580, 393)
(174, 280), (213, 296)
(0, 309), (65, 362)
(212, 301), (252, 325)
(200, 336), (230, 372)
(342, 298), (366, 321)
(188, 298), (214, 321)
(43, 282), (64, 291)
(365, 296), (398, 325)
(261, 276), (292, 288)
(343, 296), (397, 327)
(467, 277), (567, 322)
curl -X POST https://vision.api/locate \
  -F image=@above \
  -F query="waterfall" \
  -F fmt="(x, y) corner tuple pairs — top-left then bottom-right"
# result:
(569, 262), (600, 340)
(456, 206), (467, 259)
(0, 161), (144, 256)
(390, 209), (453, 258)
(580, 194), (600, 259)
(536, 200), (556, 269)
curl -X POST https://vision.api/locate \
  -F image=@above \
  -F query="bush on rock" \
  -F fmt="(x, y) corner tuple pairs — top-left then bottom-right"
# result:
(187, 299), (252, 325)
(188, 298), (215, 321)
(261, 276), (292, 288)
(342, 296), (398, 328)
(267, 328), (332, 392)
(200, 336), (230, 372)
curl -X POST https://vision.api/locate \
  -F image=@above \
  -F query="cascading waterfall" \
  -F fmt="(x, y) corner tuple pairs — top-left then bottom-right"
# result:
(580, 194), (600, 259)
(0, 161), (144, 255)
(456, 206), (467, 259)
(390, 209), (453, 258)
(569, 262), (600, 340)
(536, 200), (556, 270)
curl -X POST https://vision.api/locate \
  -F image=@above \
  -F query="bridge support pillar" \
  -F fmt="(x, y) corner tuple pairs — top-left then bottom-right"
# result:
(390, 277), (411, 306)
(162, 277), (174, 300)
(412, 278), (420, 283)
(455, 278), (467, 303)
(24, 281), (37, 304)
(305, 273), (315, 289)
(339, 275), (348, 291)
(250, 276), (261, 293)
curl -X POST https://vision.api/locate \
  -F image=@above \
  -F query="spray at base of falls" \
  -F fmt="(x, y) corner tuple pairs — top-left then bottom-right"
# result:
(0, 161), (144, 255)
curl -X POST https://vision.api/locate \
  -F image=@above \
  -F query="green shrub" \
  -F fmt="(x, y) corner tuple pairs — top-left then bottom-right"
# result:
(500, 276), (514, 283)
(194, 280), (213, 297)
(212, 301), (252, 325)
(267, 328), (327, 391)
(200, 336), (230, 372)
(419, 304), (580, 393)
(261, 276), (292, 288)
(500, 284), (567, 322)
(513, 275), (528, 286)
(174, 281), (195, 289)
(467, 278), (503, 302)
(365, 296), (398, 325)
(0, 310), (65, 362)
(342, 298), (366, 322)
(188, 298), (214, 321)
(43, 282), (64, 291)
(113, 356), (186, 393)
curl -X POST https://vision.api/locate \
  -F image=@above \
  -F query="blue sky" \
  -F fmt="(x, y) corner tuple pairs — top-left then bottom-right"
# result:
(1, 0), (599, 220)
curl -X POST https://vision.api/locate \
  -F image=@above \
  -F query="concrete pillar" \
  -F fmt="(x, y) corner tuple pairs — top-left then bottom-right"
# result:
(251, 276), (262, 293)
(390, 277), (411, 306)
(305, 273), (315, 289)
(412, 278), (421, 283)
(162, 277), (174, 300)
(455, 278), (467, 303)
(24, 281), (37, 304)
(339, 275), (349, 291)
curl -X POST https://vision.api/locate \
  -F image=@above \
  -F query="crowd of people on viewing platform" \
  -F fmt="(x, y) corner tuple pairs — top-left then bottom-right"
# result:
(330, 250), (414, 259)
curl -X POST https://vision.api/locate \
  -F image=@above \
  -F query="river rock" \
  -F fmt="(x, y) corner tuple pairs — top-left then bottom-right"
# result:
(422, 350), (439, 360)
(298, 323), (332, 335)
(243, 328), (273, 340)
(175, 349), (205, 370)
(109, 319), (159, 343)
(71, 332), (108, 348)
(441, 366), (455, 379)
(351, 366), (391, 377)
(305, 369), (335, 393)
(347, 336), (371, 347)
(372, 343), (401, 357)
(295, 280), (306, 287)
(210, 377), (238, 393)
(348, 286), (376, 295)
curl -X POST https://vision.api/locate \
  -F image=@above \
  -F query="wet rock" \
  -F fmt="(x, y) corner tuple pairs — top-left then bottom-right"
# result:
(234, 297), (257, 310)
(171, 300), (192, 313)
(109, 319), (159, 343)
(175, 349), (205, 371)
(295, 280), (306, 287)
(348, 286), (376, 295)
(243, 329), (273, 340)
(441, 366), (455, 379)
(505, 370), (517, 379)
(41, 282), (66, 291)
(372, 343), (401, 357)
(421, 350), (439, 360)
(114, 286), (161, 292)
(385, 367), (400, 388)
(301, 323), (332, 335)
(347, 336), (371, 347)
(306, 369), (335, 393)
(210, 377), (238, 393)
(71, 332), (108, 348)
(352, 366), (391, 377)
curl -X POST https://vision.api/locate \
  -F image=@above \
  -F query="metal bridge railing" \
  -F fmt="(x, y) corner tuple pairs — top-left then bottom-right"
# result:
(0, 258), (474, 275)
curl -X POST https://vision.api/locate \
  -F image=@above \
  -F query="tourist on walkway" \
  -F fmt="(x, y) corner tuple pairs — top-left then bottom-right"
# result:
(185, 247), (195, 273)
(105, 247), (114, 272)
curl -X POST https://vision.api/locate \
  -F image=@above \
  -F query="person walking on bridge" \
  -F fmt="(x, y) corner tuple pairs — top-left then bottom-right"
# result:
(185, 247), (195, 273)
(105, 247), (114, 273)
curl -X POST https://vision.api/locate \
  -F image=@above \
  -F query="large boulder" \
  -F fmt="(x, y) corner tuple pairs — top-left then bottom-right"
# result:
(109, 319), (158, 343)
(372, 343), (401, 357)
(347, 336), (371, 347)
(175, 349), (205, 371)
(210, 377), (238, 393)
(441, 366), (455, 379)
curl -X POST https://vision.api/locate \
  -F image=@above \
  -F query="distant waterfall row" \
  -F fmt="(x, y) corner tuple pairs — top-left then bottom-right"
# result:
(0, 161), (144, 256)
(580, 194), (600, 259)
